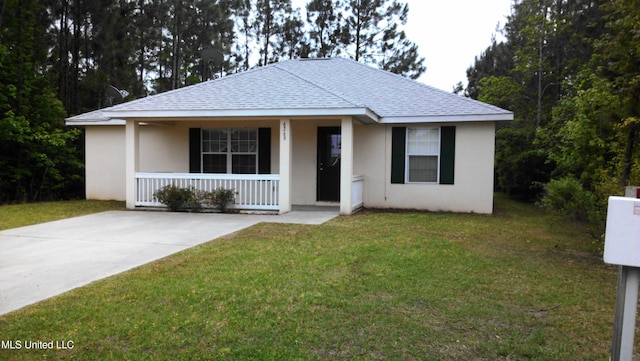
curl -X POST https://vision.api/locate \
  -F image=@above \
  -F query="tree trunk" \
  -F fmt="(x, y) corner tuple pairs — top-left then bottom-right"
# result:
(138, 0), (145, 96)
(354, 2), (361, 61)
(71, 0), (80, 114)
(57, 1), (68, 112)
(263, 0), (271, 65)
(171, 8), (180, 90)
(621, 125), (638, 187)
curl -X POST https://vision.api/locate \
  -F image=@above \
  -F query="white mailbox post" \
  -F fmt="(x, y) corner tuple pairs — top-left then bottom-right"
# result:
(604, 196), (640, 360)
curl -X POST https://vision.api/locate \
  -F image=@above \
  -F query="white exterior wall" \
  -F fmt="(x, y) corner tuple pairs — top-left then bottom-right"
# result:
(354, 122), (496, 214)
(84, 120), (496, 213)
(85, 124), (189, 201)
(85, 126), (126, 200)
(139, 125), (189, 173)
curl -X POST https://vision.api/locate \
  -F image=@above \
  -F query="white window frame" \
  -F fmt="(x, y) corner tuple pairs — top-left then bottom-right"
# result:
(201, 128), (259, 174)
(405, 127), (440, 184)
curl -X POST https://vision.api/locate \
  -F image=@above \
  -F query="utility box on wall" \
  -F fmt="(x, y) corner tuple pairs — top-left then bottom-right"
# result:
(604, 196), (640, 267)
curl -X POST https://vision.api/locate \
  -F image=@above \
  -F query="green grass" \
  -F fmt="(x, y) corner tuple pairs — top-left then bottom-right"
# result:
(0, 200), (125, 230)
(0, 194), (621, 360)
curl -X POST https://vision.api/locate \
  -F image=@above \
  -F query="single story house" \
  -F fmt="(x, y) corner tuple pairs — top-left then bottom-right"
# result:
(66, 57), (513, 215)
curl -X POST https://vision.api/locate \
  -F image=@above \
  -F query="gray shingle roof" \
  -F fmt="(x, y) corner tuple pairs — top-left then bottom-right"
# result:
(66, 57), (512, 125)
(275, 58), (510, 119)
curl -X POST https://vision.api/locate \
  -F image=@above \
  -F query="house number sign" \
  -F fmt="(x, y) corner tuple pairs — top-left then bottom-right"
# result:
(282, 121), (287, 141)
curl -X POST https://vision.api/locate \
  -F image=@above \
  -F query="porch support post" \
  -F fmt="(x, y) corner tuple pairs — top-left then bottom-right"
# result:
(279, 118), (292, 214)
(340, 117), (354, 215)
(125, 119), (140, 209)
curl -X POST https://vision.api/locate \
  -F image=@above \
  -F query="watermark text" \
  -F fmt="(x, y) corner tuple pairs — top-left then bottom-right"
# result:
(1, 340), (74, 350)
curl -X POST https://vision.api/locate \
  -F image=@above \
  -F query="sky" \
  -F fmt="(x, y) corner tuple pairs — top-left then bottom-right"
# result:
(291, 0), (513, 92)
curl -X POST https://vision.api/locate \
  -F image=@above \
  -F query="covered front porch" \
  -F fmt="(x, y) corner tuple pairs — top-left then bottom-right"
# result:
(134, 172), (363, 213)
(124, 117), (363, 215)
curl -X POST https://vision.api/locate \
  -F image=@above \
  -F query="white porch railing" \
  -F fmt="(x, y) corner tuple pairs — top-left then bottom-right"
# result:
(352, 175), (364, 211)
(135, 173), (280, 211)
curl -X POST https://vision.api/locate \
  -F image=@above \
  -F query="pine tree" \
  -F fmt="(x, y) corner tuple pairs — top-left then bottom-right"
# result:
(593, 0), (640, 187)
(254, 0), (297, 66)
(468, 0), (609, 200)
(0, 0), (83, 202)
(306, 0), (344, 57)
(341, 0), (425, 79)
(276, 8), (307, 60)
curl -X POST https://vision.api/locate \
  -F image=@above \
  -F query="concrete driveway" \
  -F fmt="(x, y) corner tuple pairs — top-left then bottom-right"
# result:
(0, 208), (338, 316)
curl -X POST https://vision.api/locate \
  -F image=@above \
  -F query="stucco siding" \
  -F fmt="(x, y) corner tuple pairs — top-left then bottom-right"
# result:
(354, 122), (496, 214)
(139, 126), (189, 173)
(84, 120), (496, 213)
(291, 121), (317, 205)
(85, 126), (126, 200)
(85, 125), (189, 201)
(353, 124), (385, 208)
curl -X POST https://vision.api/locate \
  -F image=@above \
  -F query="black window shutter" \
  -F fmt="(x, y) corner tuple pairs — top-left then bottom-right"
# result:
(189, 128), (201, 173)
(391, 127), (406, 184)
(439, 126), (456, 184)
(258, 128), (271, 174)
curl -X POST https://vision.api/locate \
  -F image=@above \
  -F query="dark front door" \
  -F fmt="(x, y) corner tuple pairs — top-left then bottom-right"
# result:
(317, 127), (341, 202)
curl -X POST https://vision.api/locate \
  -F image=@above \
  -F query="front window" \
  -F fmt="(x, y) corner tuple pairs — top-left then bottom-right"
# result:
(406, 128), (439, 183)
(202, 128), (258, 174)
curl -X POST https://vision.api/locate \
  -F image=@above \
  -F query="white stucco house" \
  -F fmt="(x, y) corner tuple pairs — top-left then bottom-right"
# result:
(65, 57), (513, 215)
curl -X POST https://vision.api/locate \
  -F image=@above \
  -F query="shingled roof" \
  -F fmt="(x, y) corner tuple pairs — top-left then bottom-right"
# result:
(66, 57), (513, 125)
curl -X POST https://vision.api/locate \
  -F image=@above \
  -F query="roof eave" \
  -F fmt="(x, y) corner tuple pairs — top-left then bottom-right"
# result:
(379, 113), (514, 124)
(65, 118), (126, 126)
(101, 107), (380, 123)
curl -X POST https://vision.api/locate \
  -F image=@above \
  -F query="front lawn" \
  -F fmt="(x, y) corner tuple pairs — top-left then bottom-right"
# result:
(0, 200), (125, 231)
(0, 195), (621, 360)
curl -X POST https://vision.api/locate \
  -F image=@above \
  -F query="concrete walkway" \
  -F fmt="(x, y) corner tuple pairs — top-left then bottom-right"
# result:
(0, 208), (338, 316)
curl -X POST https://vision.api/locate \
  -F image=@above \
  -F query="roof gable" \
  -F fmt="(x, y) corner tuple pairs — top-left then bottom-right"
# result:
(67, 57), (513, 125)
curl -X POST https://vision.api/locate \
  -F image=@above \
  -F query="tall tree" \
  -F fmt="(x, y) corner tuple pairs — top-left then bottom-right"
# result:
(594, 0), (640, 187)
(254, 0), (297, 66)
(306, 0), (344, 57)
(276, 8), (308, 60)
(132, 0), (160, 97)
(341, 0), (425, 79)
(464, 0), (640, 236)
(232, 0), (254, 71)
(465, 39), (513, 99)
(153, 0), (237, 91)
(468, 0), (608, 200)
(0, 0), (83, 202)
(180, 0), (237, 84)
